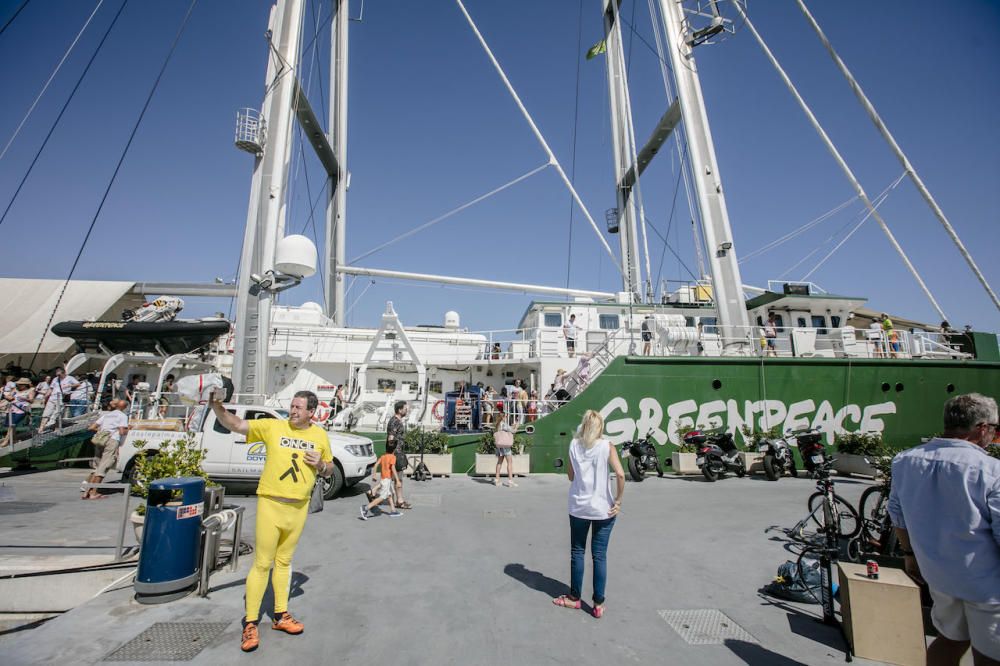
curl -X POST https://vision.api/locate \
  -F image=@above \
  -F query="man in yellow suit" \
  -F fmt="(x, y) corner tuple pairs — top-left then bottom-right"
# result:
(209, 390), (333, 653)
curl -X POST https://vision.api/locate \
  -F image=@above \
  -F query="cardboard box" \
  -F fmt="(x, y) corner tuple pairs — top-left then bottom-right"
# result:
(838, 562), (925, 666)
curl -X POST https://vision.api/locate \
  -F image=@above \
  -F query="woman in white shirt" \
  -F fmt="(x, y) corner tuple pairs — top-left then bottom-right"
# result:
(552, 410), (626, 618)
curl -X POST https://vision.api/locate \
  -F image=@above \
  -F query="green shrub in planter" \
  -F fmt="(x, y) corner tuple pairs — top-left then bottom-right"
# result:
(477, 428), (531, 455)
(835, 432), (887, 457)
(131, 437), (214, 515)
(987, 444), (1000, 460)
(402, 429), (449, 455)
(740, 424), (782, 451)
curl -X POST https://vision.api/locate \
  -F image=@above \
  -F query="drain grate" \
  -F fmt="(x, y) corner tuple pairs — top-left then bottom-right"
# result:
(103, 622), (230, 661)
(658, 609), (757, 646)
(483, 509), (516, 519)
(408, 493), (441, 507)
(0, 501), (54, 515)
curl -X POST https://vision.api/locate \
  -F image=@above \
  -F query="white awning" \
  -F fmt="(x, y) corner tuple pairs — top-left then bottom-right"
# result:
(0, 279), (142, 361)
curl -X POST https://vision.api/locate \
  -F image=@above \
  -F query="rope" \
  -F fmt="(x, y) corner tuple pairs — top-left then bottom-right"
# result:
(565, 0), (584, 292)
(28, 0), (198, 370)
(796, 0), (999, 312)
(454, 0), (624, 278)
(779, 175), (900, 279)
(734, 2), (948, 323)
(654, 141), (690, 288)
(0, 0), (31, 37)
(801, 172), (907, 281)
(349, 163), (549, 264)
(0, 0), (104, 163)
(739, 193), (858, 263)
(0, 0), (129, 230)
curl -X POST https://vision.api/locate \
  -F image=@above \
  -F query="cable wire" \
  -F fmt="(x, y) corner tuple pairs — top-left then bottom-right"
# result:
(0, 0), (129, 230)
(564, 0), (584, 293)
(0, 0), (31, 37)
(349, 163), (550, 264)
(0, 0), (104, 164)
(28, 0), (199, 369)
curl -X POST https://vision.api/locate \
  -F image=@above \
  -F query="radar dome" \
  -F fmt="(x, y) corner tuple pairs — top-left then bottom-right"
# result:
(275, 234), (317, 278)
(300, 301), (324, 312)
(444, 311), (460, 328)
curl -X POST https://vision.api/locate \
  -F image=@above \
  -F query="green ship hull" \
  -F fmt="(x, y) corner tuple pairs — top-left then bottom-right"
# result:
(365, 356), (1000, 474)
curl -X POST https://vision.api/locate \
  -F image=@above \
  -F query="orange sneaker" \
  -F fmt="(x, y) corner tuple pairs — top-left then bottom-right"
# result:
(240, 622), (259, 652)
(272, 613), (304, 635)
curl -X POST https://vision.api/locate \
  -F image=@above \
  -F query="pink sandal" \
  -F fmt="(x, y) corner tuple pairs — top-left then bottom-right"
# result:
(552, 595), (581, 609)
(591, 604), (604, 619)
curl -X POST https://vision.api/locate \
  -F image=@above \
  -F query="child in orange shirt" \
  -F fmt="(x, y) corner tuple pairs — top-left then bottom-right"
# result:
(361, 440), (402, 519)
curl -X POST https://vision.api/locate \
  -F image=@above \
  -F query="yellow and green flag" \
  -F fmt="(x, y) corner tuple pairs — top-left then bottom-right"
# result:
(586, 39), (606, 60)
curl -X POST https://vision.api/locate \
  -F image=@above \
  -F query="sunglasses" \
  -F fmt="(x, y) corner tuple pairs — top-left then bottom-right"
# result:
(980, 422), (1000, 429)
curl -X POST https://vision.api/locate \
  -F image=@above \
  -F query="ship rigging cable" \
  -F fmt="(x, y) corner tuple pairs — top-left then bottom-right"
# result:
(796, 0), (999, 312)
(0, 0), (31, 37)
(739, 192), (859, 263)
(455, 0), (624, 279)
(28, 0), (199, 369)
(0, 0), (104, 164)
(0, 0), (129, 230)
(733, 3), (948, 323)
(564, 0), (584, 292)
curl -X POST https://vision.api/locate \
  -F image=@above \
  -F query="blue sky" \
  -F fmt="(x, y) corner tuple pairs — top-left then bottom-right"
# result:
(1, 0), (998, 334)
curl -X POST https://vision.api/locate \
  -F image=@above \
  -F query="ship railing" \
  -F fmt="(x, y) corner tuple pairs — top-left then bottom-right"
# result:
(696, 324), (945, 360)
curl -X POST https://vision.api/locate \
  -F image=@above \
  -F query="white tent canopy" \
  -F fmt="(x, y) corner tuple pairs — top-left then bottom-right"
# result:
(0, 279), (143, 369)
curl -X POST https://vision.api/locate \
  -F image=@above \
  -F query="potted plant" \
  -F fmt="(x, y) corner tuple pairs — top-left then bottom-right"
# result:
(475, 428), (532, 476)
(738, 425), (780, 475)
(671, 425), (700, 474)
(833, 432), (888, 477)
(402, 429), (452, 476)
(129, 436), (213, 543)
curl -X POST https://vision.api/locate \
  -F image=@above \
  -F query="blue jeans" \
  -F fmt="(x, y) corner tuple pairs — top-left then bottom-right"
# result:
(569, 514), (616, 605)
(69, 400), (87, 417)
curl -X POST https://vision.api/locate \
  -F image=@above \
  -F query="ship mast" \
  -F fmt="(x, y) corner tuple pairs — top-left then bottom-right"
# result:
(326, 0), (349, 325)
(656, 0), (750, 346)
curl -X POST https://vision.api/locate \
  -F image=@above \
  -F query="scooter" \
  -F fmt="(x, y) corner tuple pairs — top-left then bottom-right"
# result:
(622, 428), (663, 481)
(684, 429), (745, 482)
(789, 428), (828, 478)
(758, 431), (798, 481)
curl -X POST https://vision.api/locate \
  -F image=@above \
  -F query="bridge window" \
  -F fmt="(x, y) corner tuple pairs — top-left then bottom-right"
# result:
(797, 317), (807, 328)
(598, 314), (619, 330)
(811, 315), (828, 334)
(543, 313), (562, 327)
(831, 315), (841, 328)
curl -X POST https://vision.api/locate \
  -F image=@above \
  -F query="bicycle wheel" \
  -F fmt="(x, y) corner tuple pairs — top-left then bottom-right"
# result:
(859, 485), (889, 525)
(807, 492), (861, 539)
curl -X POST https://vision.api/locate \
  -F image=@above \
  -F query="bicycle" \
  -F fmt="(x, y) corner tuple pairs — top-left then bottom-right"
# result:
(785, 460), (861, 543)
(854, 480), (905, 560)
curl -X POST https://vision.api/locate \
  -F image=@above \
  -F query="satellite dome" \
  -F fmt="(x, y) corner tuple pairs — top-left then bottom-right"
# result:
(444, 311), (460, 328)
(275, 235), (317, 278)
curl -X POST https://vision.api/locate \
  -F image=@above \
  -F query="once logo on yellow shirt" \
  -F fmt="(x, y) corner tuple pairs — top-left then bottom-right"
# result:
(247, 418), (333, 501)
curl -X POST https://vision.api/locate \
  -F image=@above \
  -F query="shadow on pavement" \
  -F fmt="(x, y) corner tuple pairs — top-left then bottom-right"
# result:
(503, 563), (568, 599)
(725, 639), (808, 665)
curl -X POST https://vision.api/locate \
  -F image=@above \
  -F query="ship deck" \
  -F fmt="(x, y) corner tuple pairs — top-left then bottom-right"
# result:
(0, 467), (963, 665)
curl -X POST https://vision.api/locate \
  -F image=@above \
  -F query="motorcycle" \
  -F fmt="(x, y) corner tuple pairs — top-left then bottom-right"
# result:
(621, 429), (663, 481)
(789, 428), (829, 478)
(758, 431), (798, 481)
(684, 429), (745, 482)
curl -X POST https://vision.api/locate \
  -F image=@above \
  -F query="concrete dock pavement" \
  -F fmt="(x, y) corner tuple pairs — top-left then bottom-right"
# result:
(1, 468), (939, 665)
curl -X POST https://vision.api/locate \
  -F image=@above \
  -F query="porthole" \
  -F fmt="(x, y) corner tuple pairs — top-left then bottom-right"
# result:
(881, 382), (891, 392)
(553, 457), (565, 470)
(525, 425), (535, 434)
(895, 383), (904, 392)
(712, 379), (722, 390)
(946, 383), (956, 393)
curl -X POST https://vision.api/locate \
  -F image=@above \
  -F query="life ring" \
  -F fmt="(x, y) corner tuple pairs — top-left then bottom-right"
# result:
(313, 401), (332, 423)
(431, 400), (445, 421)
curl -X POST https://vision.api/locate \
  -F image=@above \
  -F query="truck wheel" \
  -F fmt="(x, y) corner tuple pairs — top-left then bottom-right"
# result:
(322, 463), (345, 500)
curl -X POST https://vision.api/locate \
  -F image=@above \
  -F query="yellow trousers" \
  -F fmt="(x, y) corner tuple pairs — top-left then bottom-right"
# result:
(246, 496), (309, 622)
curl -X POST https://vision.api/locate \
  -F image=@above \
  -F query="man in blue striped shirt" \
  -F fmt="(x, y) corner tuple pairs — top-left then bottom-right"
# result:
(888, 393), (1000, 666)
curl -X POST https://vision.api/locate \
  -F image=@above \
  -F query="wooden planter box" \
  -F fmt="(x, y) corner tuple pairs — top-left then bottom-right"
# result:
(410, 453), (452, 477)
(833, 453), (879, 478)
(671, 452), (700, 475)
(739, 451), (765, 474)
(474, 453), (530, 476)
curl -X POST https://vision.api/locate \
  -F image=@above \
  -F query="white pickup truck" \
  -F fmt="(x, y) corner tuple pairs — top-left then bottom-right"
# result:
(115, 403), (376, 499)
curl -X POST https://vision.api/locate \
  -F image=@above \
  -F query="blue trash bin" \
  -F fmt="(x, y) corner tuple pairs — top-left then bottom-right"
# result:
(135, 476), (205, 604)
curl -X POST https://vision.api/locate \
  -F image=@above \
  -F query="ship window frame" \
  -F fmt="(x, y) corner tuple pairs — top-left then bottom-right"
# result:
(797, 317), (807, 328)
(598, 314), (619, 330)
(543, 312), (562, 328)
(830, 315), (842, 328)
(811, 315), (828, 334)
